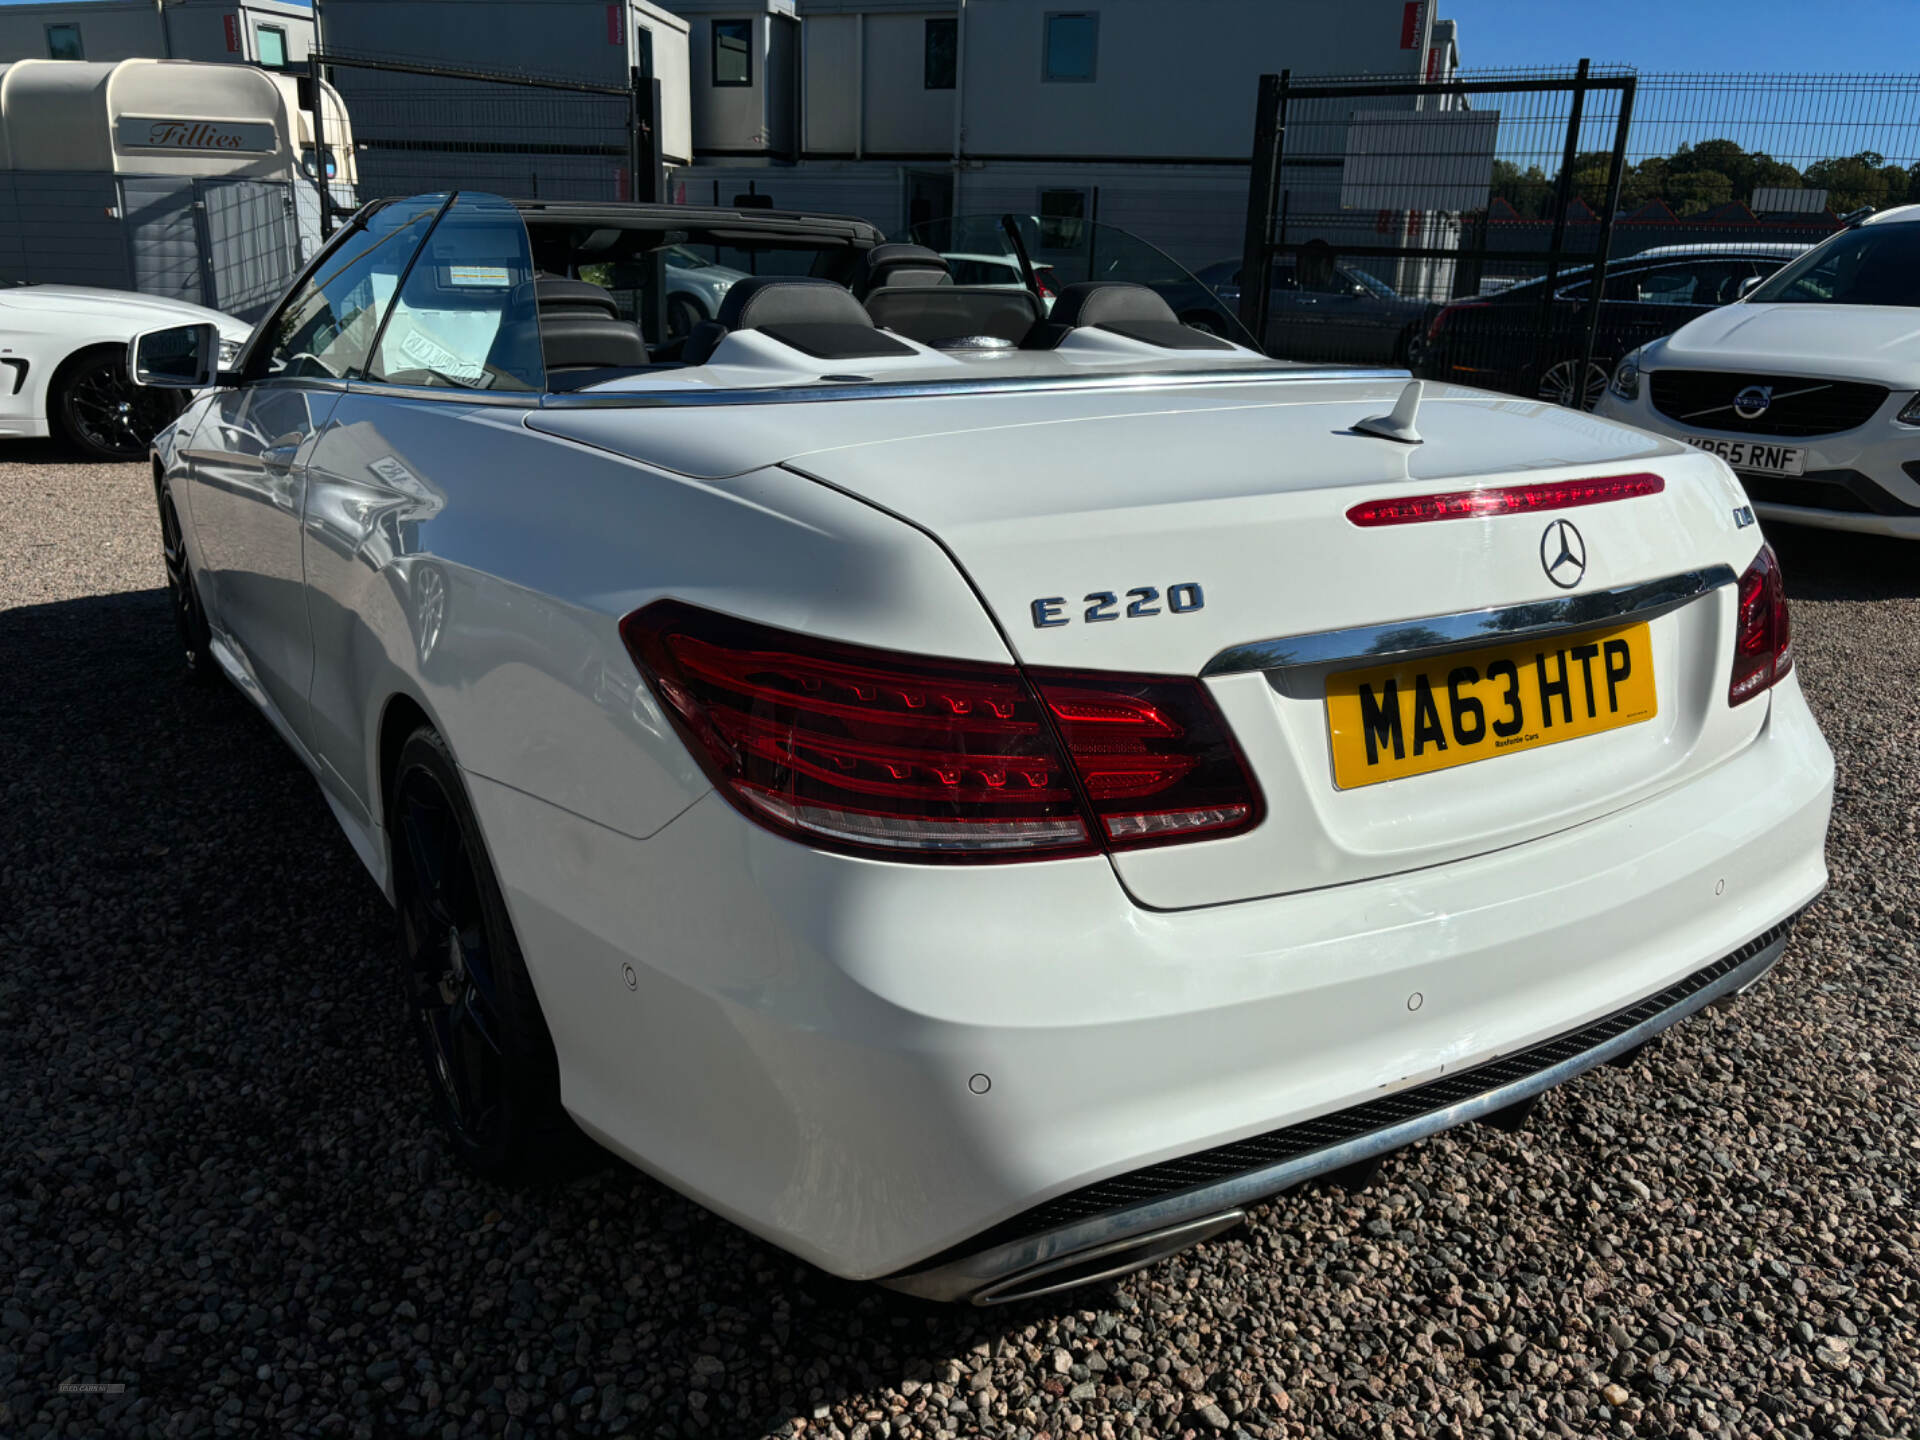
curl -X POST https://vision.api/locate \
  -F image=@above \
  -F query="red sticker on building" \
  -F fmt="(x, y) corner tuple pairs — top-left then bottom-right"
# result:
(607, 3), (623, 45)
(1400, 1), (1424, 48)
(224, 14), (241, 52)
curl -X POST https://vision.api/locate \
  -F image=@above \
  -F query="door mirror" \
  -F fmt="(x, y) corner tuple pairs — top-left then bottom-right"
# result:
(130, 324), (219, 389)
(1736, 274), (1764, 300)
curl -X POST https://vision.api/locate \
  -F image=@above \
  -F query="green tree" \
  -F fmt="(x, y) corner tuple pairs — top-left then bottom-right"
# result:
(1805, 151), (1909, 213)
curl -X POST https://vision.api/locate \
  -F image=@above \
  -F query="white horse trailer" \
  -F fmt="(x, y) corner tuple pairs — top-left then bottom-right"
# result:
(0, 58), (353, 320)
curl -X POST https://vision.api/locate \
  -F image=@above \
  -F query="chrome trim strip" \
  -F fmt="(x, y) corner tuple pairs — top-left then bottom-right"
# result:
(345, 380), (540, 408)
(539, 365), (1410, 410)
(1201, 564), (1737, 679)
(882, 924), (1792, 1304)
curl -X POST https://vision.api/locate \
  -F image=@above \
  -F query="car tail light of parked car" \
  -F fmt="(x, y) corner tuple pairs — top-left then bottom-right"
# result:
(1728, 544), (1793, 708)
(1425, 300), (1487, 343)
(621, 600), (1262, 861)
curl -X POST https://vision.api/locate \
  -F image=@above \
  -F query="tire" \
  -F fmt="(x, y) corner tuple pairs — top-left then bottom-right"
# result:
(53, 346), (183, 462)
(388, 726), (583, 1183)
(1396, 325), (1426, 370)
(1535, 357), (1610, 412)
(1179, 311), (1223, 337)
(667, 294), (705, 341)
(157, 484), (217, 686)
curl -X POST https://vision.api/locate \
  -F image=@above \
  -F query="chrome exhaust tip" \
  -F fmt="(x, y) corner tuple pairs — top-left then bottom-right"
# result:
(968, 1211), (1246, 1306)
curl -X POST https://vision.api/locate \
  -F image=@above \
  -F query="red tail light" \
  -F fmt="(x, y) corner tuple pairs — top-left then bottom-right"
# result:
(1346, 473), (1665, 528)
(1425, 300), (1485, 342)
(620, 601), (1263, 862)
(1728, 543), (1793, 707)
(1036, 273), (1057, 299)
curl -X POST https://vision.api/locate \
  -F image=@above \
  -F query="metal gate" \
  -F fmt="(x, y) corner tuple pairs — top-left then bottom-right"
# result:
(195, 179), (297, 319)
(1240, 62), (1637, 406)
(305, 50), (665, 238)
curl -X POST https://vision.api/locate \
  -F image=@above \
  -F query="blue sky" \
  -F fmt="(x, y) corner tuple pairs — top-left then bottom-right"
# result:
(1450, 0), (1913, 73)
(1448, 0), (1920, 169)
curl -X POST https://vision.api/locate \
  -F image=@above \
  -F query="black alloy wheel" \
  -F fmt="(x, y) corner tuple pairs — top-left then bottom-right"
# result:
(56, 348), (182, 461)
(158, 489), (216, 685)
(389, 727), (580, 1182)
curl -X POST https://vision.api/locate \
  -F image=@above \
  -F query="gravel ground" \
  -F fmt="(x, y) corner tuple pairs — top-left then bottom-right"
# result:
(2, 446), (1916, 1440)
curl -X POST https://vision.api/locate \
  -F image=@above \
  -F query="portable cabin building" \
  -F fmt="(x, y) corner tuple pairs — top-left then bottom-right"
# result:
(0, 57), (352, 319)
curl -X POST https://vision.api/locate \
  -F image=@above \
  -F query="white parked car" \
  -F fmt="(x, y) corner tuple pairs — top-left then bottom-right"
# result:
(1598, 206), (1920, 537)
(134, 193), (1833, 1304)
(0, 283), (250, 460)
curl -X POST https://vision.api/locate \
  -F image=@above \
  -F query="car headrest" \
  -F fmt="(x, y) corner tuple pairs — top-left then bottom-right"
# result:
(1047, 281), (1178, 329)
(717, 275), (876, 331)
(534, 275), (620, 319)
(702, 276), (915, 362)
(854, 243), (952, 296)
(1027, 280), (1235, 352)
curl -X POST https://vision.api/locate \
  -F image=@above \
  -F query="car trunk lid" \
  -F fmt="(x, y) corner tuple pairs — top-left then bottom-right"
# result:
(533, 376), (1769, 908)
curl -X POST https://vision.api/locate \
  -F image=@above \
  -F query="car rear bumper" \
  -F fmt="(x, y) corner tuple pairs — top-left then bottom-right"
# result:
(888, 913), (1797, 1302)
(468, 677), (1832, 1284)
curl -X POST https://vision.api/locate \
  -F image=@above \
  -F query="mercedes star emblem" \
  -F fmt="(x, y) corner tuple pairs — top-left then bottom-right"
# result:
(1540, 519), (1587, 589)
(1733, 384), (1774, 420)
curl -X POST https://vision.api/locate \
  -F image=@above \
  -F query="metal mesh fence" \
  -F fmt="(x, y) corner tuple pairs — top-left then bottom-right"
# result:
(310, 50), (653, 227)
(1248, 66), (1920, 403)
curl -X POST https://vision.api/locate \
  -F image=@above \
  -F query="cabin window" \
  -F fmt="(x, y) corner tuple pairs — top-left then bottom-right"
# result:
(712, 20), (752, 87)
(46, 23), (84, 60)
(256, 25), (288, 68)
(1039, 188), (1088, 248)
(924, 18), (956, 90)
(1043, 12), (1096, 82)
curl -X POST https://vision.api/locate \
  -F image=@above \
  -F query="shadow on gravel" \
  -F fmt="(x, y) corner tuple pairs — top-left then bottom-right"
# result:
(0, 437), (122, 466)
(1770, 522), (1920, 602)
(0, 586), (1075, 1437)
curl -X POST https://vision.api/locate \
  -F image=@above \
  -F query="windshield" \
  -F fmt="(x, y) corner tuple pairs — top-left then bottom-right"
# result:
(1747, 224), (1920, 307)
(1345, 268), (1398, 299)
(904, 214), (1261, 348)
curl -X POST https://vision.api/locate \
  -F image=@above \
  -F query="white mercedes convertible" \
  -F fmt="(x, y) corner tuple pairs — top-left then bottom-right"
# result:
(136, 192), (1834, 1304)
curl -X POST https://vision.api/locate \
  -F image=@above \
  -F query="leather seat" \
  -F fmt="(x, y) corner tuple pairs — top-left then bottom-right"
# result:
(852, 243), (952, 297)
(682, 276), (914, 364)
(1024, 281), (1234, 351)
(534, 275), (648, 373)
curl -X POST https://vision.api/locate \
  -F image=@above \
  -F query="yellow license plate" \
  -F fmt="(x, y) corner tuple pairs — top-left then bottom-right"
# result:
(1326, 621), (1658, 789)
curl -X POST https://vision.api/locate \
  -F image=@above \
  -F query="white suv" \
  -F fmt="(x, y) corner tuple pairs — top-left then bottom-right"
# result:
(1597, 204), (1920, 538)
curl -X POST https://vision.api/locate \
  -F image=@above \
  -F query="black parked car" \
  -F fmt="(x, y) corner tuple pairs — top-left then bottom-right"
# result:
(1417, 244), (1810, 408)
(1190, 257), (1438, 364)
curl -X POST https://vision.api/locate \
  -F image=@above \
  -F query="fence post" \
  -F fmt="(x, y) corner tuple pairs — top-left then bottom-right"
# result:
(1575, 76), (1637, 406)
(308, 57), (332, 240)
(629, 67), (665, 205)
(1538, 57), (1589, 400)
(1238, 70), (1286, 350)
